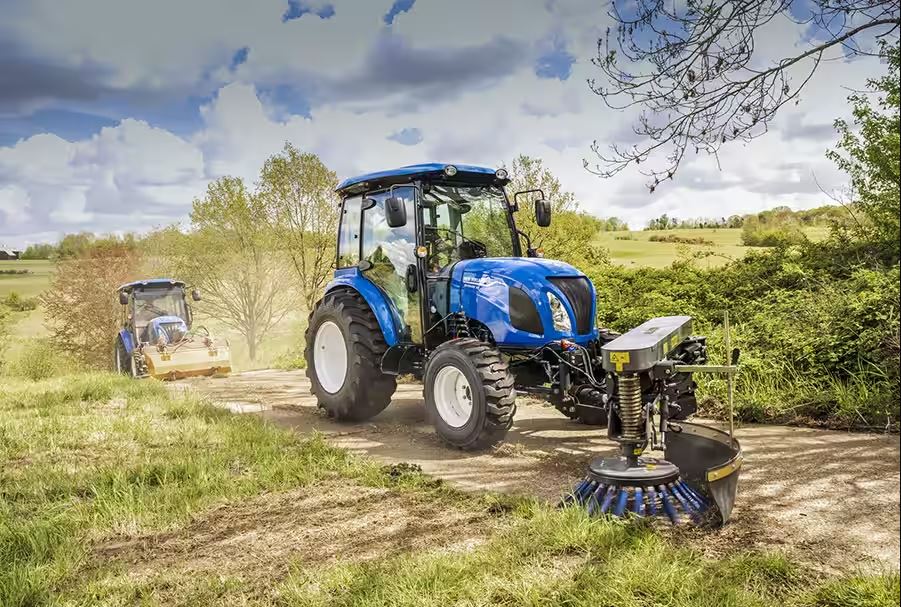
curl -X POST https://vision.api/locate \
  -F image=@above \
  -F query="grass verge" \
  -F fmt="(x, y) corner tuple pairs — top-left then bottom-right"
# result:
(0, 373), (897, 606)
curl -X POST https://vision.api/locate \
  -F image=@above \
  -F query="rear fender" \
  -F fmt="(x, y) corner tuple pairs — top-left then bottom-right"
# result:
(326, 269), (402, 347)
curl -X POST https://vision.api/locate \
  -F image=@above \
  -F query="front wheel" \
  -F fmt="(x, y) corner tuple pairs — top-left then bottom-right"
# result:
(424, 338), (516, 450)
(114, 338), (134, 377)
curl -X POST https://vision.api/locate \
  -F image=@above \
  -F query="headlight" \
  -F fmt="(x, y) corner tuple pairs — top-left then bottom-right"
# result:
(547, 292), (572, 333)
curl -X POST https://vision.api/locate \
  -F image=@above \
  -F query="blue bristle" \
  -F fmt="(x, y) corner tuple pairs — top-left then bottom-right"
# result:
(613, 487), (629, 516)
(669, 482), (698, 519)
(599, 485), (616, 513)
(633, 487), (645, 515)
(659, 485), (679, 524)
(646, 486), (658, 516)
(676, 480), (705, 512)
(586, 484), (606, 515)
(678, 481), (708, 509)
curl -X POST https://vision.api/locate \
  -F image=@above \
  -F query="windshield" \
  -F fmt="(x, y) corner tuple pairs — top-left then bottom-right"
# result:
(421, 184), (515, 272)
(132, 288), (188, 327)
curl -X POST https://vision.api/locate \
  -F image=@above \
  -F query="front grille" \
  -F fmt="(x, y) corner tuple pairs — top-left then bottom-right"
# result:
(548, 277), (593, 334)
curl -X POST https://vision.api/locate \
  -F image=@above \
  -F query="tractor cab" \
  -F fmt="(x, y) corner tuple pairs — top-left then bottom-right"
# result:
(114, 279), (230, 380)
(118, 279), (198, 345)
(331, 163), (564, 353)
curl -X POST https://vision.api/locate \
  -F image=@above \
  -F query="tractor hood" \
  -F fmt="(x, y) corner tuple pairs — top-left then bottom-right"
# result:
(449, 257), (598, 348)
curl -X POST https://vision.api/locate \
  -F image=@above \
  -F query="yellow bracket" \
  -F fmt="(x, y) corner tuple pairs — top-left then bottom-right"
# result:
(706, 454), (743, 482)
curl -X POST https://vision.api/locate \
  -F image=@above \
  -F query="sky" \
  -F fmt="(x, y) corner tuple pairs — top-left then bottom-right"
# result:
(0, 0), (891, 248)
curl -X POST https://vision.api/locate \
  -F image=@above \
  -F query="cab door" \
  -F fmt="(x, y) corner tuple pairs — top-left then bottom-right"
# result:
(360, 186), (423, 343)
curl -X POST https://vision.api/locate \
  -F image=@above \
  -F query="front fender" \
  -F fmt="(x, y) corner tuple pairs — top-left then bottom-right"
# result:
(118, 329), (136, 354)
(326, 268), (402, 347)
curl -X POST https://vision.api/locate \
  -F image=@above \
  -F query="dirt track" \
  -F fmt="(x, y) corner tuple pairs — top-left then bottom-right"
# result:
(182, 369), (900, 574)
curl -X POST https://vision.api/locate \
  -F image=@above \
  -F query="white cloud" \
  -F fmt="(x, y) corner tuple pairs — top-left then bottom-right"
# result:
(0, 184), (31, 226)
(0, 0), (891, 245)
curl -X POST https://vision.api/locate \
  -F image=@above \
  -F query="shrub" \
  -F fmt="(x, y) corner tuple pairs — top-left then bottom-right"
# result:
(2, 292), (37, 312)
(741, 218), (807, 247)
(7, 340), (70, 381)
(586, 244), (900, 429)
(40, 243), (141, 369)
(648, 234), (715, 245)
(273, 348), (306, 370)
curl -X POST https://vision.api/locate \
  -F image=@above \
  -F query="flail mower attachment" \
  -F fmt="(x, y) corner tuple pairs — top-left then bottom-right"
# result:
(563, 314), (742, 527)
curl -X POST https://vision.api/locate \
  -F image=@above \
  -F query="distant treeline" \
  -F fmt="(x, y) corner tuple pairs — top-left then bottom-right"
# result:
(20, 233), (142, 260)
(644, 205), (851, 231)
(21, 213), (631, 261)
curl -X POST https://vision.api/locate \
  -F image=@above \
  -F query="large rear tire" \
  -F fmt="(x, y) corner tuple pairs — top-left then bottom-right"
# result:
(424, 338), (516, 450)
(305, 289), (396, 421)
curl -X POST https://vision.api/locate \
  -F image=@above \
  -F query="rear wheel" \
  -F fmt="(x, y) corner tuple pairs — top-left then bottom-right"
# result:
(305, 289), (396, 421)
(424, 338), (516, 450)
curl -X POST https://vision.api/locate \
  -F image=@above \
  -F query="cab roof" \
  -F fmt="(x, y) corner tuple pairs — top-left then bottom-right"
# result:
(117, 279), (185, 293)
(335, 163), (503, 195)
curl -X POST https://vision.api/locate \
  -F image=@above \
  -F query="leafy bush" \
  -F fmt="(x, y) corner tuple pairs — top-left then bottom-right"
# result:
(648, 234), (715, 245)
(741, 220), (807, 247)
(2, 292), (37, 312)
(40, 242), (141, 369)
(587, 243), (900, 428)
(6, 340), (70, 381)
(273, 348), (307, 370)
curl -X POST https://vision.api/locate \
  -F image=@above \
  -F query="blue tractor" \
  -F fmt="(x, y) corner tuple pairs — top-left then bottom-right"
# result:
(305, 163), (742, 523)
(115, 279), (231, 380)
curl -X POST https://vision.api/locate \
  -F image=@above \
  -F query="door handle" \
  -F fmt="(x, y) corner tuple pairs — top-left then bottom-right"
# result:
(405, 264), (418, 293)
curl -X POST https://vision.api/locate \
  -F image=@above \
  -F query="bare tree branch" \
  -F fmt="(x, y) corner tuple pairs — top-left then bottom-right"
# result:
(587, 0), (900, 190)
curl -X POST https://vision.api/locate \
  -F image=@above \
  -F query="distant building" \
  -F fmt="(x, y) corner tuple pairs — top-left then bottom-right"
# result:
(0, 250), (21, 260)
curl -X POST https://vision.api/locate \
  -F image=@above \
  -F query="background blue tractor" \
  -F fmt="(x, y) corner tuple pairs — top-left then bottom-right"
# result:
(305, 163), (741, 524)
(115, 279), (231, 380)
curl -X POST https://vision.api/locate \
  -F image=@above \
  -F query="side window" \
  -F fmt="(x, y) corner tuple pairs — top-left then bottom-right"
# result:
(361, 187), (420, 341)
(361, 188), (416, 265)
(337, 196), (362, 268)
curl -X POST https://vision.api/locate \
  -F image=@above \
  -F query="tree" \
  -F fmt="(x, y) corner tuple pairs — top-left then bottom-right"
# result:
(827, 42), (900, 262)
(56, 232), (96, 259)
(258, 143), (340, 311)
(170, 177), (294, 362)
(20, 243), (55, 260)
(40, 242), (142, 368)
(506, 155), (607, 267)
(588, 0), (900, 190)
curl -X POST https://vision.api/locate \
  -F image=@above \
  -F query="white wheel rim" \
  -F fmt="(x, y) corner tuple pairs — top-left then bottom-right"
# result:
(314, 321), (347, 393)
(434, 366), (474, 428)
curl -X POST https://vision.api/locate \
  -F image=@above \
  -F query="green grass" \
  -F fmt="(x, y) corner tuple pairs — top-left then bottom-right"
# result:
(594, 227), (830, 269)
(0, 372), (896, 606)
(0, 260), (53, 298)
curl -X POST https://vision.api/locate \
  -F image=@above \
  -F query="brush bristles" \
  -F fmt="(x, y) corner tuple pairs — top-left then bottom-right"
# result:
(563, 476), (710, 524)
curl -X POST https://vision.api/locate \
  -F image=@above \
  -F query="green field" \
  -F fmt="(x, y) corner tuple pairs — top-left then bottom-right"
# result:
(0, 259), (54, 298)
(595, 227), (829, 269)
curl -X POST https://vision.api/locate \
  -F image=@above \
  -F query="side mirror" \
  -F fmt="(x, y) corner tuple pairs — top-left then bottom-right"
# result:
(535, 198), (551, 227)
(192, 289), (202, 302)
(385, 196), (407, 228)
(119, 292), (129, 306)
